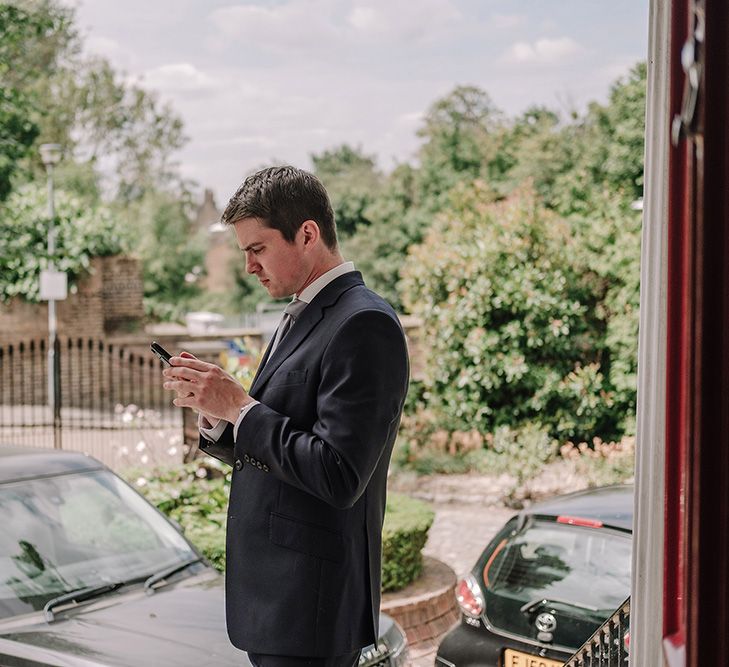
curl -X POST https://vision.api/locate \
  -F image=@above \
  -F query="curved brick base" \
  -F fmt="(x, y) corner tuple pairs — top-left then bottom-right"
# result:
(381, 556), (460, 657)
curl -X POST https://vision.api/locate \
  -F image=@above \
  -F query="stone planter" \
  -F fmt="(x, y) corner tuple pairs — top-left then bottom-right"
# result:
(381, 555), (459, 659)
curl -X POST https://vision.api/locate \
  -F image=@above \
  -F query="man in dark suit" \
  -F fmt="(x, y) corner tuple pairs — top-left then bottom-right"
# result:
(162, 166), (409, 667)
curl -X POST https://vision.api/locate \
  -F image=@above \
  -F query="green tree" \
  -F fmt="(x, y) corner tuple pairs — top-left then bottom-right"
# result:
(342, 163), (423, 310)
(0, 183), (125, 301)
(114, 190), (206, 320)
(0, 0), (201, 322)
(0, 86), (39, 201)
(547, 63), (647, 215)
(0, 1), (73, 199)
(311, 144), (383, 238)
(400, 183), (613, 443)
(415, 85), (504, 207)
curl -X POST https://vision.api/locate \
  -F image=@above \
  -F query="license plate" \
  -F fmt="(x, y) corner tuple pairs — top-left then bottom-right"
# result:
(502, 648), (563, 667)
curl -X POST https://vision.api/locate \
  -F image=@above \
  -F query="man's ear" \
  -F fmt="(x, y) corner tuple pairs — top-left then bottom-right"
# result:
(300, 220), (320, 248)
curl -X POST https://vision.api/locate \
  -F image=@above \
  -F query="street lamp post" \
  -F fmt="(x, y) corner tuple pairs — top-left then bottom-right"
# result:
(39, 143), (64, 449)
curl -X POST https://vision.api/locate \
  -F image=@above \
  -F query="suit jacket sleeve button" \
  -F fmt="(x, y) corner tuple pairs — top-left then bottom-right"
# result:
(234, 459), (243, 471)
(243, 454), (250, 462)
(263, 465), (269, 472)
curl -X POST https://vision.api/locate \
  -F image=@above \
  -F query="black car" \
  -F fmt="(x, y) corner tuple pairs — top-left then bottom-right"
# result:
(0, 445), (408, 667)
(436, 485), (632, 667)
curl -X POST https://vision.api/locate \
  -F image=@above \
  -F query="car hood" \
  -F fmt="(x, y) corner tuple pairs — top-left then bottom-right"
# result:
(0, 571), (250, 667)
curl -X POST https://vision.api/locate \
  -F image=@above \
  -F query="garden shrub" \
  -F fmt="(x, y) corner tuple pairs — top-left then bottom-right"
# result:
(381, 492), (435, 592)
(400, 184), (620, 446)
(0, 184), (125, 302)
(560, 436), (635, 487)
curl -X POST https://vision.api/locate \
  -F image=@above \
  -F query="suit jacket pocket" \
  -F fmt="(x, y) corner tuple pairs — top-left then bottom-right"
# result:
(269, 512), (343, 563)
(268, 368), (308, 387)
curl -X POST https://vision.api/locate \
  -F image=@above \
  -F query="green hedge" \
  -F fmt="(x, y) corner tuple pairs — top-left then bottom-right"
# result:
(381, 492), (435, 592)
(125, 463), (434, 591)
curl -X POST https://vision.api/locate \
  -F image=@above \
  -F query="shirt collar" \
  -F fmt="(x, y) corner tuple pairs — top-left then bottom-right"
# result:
(296, 261), (355, 304)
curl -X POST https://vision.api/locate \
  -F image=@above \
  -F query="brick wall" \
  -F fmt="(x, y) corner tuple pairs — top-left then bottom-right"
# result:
(0, 255), (144, 345)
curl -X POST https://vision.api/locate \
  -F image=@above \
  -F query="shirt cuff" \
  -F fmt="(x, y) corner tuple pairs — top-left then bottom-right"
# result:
(199, 414), (228, 442)
(233, 401), (261, 441)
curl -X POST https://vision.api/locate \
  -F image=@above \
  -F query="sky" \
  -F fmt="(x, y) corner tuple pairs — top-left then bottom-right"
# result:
(65, 0), (650, 207)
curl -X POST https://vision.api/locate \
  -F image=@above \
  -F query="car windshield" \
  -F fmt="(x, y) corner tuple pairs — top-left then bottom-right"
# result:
(484, 518), (631, 614)
(0, 470), (196, 620)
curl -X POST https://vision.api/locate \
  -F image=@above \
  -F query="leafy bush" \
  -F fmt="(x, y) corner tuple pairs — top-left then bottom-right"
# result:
(395, 420), (557, 484)
(560, 437), (635, 487)
(125, 464), (435, 592)
(401, 184), (612, 444)
(0, 183), (125, 302)
(381, 493), (435, 592)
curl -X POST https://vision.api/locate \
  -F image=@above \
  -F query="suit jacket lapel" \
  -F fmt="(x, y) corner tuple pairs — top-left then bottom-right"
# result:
(249, 271), (364, 397)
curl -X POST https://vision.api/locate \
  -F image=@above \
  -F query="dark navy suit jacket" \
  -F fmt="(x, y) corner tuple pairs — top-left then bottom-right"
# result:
(199, 271), (409, 657)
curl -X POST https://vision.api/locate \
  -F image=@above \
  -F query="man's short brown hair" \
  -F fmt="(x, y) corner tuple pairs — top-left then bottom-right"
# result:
(222, 166), (337, 249)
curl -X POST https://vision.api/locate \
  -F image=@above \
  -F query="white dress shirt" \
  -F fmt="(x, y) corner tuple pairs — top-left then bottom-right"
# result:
(199, 261), (356, 442)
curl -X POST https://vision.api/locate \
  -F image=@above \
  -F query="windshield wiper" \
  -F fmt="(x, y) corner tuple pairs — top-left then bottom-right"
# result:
(44, 581), (124, 622)
(143, 557), (203, 593)
(520, 597), (600, 616)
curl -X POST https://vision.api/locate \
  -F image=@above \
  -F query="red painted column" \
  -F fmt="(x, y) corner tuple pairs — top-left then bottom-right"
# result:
(685, 0), (729, 662)
(666, 0), (729, 664)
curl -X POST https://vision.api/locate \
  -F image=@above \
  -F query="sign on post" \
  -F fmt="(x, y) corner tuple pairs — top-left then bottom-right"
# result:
(39, 270), (68, 301)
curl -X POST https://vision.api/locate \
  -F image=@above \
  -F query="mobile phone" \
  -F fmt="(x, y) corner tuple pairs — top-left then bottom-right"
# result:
(150, 341), (173, 366)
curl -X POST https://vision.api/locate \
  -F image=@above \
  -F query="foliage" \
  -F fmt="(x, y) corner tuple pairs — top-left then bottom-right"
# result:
(127, 464), (434, 591)
(113, 190), (205, 321)
(0, 0), (195, 323)
(381, 493), (435, 592)
(395, 419), (556, 484)
(0, 183), (125, 301)
(415, 85), (504, 206)
(482, 425), (558, 484)
(560, 436), (636, 487)
(62, 56), (188, 202)
(567, 191), (642, 437)
(0, 86), (39, 201)
(312, 144), (383, 238)
(342, 164), (425, 310)
(0, 1), (68, 199)
(401, 184), (614, 442)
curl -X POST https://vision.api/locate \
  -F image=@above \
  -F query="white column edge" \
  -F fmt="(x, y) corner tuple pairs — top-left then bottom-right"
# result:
(631, 0), (671, 664)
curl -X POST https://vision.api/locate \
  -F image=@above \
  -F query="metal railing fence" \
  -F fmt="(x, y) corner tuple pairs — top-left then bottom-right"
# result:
(563, 597), (630, 666)
(0, 337), (183, 469)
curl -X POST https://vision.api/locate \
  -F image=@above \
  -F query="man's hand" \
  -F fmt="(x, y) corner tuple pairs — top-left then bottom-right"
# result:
(162, 351), (252, 424)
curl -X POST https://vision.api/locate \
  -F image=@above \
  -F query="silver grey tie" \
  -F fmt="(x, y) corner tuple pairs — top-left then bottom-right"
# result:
(269, 298), (307, 356)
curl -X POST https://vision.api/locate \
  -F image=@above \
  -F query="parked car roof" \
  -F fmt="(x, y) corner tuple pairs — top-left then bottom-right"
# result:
(0, 444), (105, 484)
(523, 484), (634, 531)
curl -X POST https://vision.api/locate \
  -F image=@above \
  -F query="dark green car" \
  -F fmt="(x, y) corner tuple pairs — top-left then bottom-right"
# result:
(0, 445), (408, 667)
(436, 485), (632, 667)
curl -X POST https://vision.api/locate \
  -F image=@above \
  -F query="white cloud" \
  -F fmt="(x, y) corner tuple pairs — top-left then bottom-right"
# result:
(490, 13), (526, 30)
(502, 37), (583, 65)
(142, 63), (219, 94)
(397, 111), (424, 125)
(348, 6), (378, 31)
(208, 1), (339, 53)
(207, 0), (461, 53)
(346, 0), (462, 42)
(598, 58), (639, 83)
